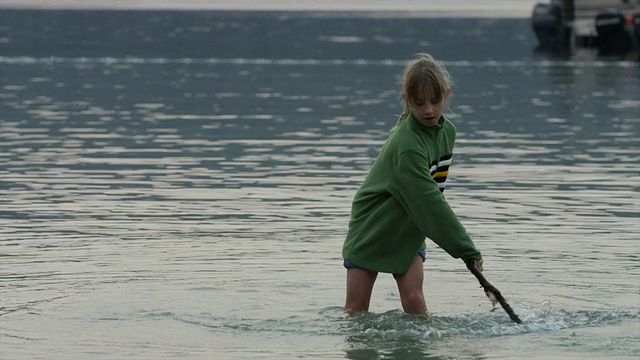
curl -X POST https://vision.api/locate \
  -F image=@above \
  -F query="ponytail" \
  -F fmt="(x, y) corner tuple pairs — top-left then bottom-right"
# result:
(391, 105), (409, 132)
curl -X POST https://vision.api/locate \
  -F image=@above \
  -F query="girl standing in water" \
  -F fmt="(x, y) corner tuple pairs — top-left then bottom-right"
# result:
(342, 53), (484, 315)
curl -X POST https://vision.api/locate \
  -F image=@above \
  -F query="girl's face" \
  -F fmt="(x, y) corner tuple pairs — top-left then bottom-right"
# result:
(407, 86), (451, 127)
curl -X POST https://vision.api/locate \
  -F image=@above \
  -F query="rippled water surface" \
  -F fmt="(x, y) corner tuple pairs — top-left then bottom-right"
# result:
(1, 10), (639, 360)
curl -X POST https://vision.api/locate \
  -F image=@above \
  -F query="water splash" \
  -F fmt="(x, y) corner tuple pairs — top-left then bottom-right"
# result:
(340, 306), (638, 338)
(162, 304), (639, 340)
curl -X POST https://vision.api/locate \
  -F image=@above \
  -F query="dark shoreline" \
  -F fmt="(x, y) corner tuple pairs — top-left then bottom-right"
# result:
(0, 7), (531, 18)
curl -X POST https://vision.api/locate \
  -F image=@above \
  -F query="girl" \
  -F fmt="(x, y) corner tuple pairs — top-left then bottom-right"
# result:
(342, 53), (484, 315)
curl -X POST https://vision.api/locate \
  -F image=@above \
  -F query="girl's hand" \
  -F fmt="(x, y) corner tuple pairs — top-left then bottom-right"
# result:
(469, 259), (484, 272)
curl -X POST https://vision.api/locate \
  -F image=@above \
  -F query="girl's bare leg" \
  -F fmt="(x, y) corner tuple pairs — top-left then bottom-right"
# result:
(394, 256), (427, 315)
(344, 268), (378, 314)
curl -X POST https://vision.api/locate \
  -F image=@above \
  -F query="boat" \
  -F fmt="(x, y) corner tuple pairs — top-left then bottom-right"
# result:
(531, 0), (640, 56)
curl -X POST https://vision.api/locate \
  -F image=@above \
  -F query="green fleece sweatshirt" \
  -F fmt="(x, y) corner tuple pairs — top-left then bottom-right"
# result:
(342, 110), (482, 274)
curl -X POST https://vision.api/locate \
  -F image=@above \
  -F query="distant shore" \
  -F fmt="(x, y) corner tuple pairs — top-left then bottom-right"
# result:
(0, 0), (538, 17)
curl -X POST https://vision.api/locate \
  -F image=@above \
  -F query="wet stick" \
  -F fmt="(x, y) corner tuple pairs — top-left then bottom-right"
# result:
(465, 260), (522, 324)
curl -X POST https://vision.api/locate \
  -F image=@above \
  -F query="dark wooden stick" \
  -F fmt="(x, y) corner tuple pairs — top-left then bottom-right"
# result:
(465, 261), (522, 324)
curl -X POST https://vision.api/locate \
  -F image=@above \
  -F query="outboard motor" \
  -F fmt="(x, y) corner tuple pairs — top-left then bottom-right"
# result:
(595, 8), (632, 55)
(531, 2), (568, 51)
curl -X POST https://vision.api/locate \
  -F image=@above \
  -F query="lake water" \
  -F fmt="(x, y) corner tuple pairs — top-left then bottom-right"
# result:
(0, 10), (639, 360)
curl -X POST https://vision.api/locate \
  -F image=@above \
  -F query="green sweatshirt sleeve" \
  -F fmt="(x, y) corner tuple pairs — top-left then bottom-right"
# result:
(388, 149), (482, 261)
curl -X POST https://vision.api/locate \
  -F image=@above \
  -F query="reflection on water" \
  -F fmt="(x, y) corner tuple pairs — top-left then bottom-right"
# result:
(0, 10), (639, 360)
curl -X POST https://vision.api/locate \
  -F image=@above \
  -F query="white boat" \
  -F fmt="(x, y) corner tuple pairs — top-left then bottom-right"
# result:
(532, 0), (640, 55)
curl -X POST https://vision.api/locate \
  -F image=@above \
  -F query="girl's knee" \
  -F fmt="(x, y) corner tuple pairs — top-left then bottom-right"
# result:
(401, 291), (426, 315)
(402, 290), (424, 304)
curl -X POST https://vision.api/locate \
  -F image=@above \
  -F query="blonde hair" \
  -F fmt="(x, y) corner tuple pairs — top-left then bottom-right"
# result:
(393, 53), (453, 130)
